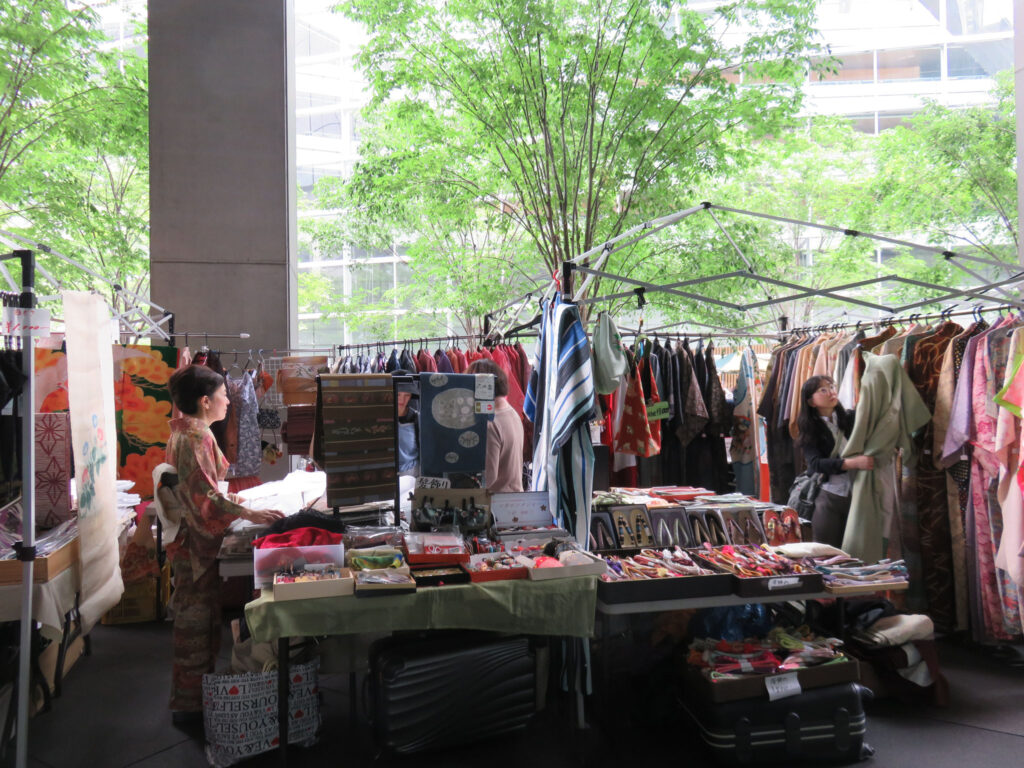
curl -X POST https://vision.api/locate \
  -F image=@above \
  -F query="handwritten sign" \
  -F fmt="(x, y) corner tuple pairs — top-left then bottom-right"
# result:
(645, 400), (670, 421)
(416, 476), (452, 489)
(0, 306), (50, 336)
(765, 672), (802, 701)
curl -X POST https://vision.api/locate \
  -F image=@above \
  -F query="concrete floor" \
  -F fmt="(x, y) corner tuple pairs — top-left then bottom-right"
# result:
(18, 615), (1024, 768)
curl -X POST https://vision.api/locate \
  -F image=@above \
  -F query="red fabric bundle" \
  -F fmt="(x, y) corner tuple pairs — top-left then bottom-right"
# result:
(253, 526), (344, 549)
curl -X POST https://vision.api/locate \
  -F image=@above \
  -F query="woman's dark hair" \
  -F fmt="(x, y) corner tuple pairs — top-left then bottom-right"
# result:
(168, 364), (225, 415)
(466, 358), (508, 397)
(797, 374), (852, 448)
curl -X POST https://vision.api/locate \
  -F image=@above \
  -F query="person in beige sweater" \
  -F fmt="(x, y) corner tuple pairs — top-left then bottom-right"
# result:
(467, 359), (524, 492)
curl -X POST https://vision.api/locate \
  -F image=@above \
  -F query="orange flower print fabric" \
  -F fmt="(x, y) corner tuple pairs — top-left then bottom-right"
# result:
(35, 344), (178, 500)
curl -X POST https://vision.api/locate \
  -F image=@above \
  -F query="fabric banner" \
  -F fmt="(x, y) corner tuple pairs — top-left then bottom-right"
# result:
(418, 372), (494, 476)
(112, 345), (176, 497)
(35, 343), (177, 500)
(63, 291), (123, 631)
(35, 413), (73, 527)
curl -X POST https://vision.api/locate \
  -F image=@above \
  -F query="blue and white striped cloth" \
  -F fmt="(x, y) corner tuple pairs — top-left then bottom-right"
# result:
(525, 296), (596, 543)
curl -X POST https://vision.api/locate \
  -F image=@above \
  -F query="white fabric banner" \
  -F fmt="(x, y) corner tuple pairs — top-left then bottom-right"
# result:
(63, 291), (123, 630)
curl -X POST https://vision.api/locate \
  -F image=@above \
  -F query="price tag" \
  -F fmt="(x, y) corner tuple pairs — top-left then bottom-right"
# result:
(768, 576), (800, 590)
(416, 476), (451, 489)
(0, 307), (50, 336)
(474, 374), (495, 400)
(645, 400), (670, 421)
(764, 672), (802, 701)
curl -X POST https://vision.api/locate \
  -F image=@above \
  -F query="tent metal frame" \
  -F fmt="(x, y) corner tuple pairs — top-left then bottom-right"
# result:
(497, 200), (1024, 340)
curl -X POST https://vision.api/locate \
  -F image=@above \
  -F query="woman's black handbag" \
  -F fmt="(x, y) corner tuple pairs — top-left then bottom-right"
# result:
(787, 471), (824, 518)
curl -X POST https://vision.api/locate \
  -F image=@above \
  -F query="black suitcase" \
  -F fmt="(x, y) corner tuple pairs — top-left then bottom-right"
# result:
(682, 682), (873, 765)
(369, 632), (536, 755)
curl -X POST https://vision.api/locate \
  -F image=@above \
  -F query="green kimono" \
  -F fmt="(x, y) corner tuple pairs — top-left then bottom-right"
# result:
(841, 354), (931, 563)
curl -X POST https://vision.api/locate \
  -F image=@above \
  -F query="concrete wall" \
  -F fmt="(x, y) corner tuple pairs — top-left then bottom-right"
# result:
(149, 0), (297, 351)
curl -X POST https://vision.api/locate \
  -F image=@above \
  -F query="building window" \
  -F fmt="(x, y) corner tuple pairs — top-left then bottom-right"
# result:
(812, 51), (874, 84)
(877, 47), (941, 82)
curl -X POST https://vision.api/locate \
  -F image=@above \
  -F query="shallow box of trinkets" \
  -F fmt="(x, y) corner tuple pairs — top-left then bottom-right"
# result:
(462, 552), (528, 582)
(273, 566), (354, 601)
(354, 568), (417, 597)
(403, 532), (471, 566)
(492, 491), (571, 548)
(515, 545), (607, 580)
(683, 657), (861, 704)
(596, 548), (733, 604)
(691, 547), (824, 598)
(411, 565), (471, 587)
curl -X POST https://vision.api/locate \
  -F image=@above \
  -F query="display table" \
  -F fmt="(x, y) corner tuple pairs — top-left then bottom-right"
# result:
(244, 576), (598, 766)
(245, 576), (598, 643)
(0, 566), (80, 642)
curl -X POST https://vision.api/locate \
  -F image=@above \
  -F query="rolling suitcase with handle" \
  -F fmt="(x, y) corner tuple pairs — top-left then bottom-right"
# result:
(368, 632), (536, 755)
(682, 682), (874, 765)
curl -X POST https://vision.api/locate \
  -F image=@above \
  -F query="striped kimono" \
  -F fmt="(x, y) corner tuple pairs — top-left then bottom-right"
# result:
(525, 296), (596, 544)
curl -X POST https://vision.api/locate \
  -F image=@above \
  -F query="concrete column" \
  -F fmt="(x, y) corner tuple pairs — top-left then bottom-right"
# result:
(149, 0), (297, 350)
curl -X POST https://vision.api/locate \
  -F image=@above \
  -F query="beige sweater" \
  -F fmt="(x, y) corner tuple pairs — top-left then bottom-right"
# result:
(486, 407), (524, 492)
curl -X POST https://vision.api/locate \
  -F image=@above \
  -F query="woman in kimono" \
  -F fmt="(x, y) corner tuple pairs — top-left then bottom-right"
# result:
(165, 365), (283, 724)
(797, 375), (874, 546)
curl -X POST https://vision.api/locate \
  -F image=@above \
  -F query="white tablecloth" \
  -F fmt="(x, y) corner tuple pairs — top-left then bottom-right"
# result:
(0, 565), (80, 641)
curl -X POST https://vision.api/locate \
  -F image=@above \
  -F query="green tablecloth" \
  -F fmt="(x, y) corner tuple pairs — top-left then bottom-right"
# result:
(244, 576), (598, 643)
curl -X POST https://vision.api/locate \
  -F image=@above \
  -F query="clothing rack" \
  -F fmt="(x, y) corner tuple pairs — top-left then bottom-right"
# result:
(786, 302), (1019, 335)
(1, 248), (36, 768)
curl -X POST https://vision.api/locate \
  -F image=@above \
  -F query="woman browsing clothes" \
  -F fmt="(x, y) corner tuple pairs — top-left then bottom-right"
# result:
(165, 365), (284, 724)
(797, 375), (874, 547)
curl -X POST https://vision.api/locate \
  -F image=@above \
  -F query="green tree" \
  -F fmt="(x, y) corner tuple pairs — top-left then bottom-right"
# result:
(867, 71), (1018, 267)
(0, 1), (149, 323)
(338, 0), (826, 325)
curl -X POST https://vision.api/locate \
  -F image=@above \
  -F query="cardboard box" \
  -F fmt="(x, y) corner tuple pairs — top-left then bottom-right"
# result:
(516, 548), (606, 580)
(0, 536), (79, 586)
(684, 658), (861, 704)
(102, 561), (170, 625)
(273, 568), (354, 601)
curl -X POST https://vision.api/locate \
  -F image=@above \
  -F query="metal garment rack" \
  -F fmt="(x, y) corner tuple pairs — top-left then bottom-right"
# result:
(786, 301), (1021, 335)
(1, 249), (36, 768)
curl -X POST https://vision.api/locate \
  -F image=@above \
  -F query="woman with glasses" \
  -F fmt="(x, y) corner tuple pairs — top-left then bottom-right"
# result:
(796, 375), (874, 546)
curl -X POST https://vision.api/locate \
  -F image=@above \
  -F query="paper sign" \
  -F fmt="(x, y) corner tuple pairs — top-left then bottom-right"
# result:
(765, 672), (802, 701)
(416, 476), (452, 489)
(0, 306), (50, 336)
(475, 400), (495, 415)
(768, 576), (801, 590)
(646, 401), (670, 421)
(474, 374), (495, 400)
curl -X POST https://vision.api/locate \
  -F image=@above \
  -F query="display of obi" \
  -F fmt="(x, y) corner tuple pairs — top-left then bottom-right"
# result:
(418, 373), (495, 476)
(312, 374), (398, 508)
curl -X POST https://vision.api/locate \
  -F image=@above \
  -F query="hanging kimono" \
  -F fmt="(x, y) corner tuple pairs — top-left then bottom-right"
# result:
(730, 348), (759, 496)
(841, 354), (931, 564)
(525, 296), (596, 544)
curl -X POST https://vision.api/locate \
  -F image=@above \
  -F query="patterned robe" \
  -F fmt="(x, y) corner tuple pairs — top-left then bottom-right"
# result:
(165, 416), (248, 711)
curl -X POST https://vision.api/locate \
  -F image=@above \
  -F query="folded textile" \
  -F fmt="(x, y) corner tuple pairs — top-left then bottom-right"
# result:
(854, 613), (934, 647)
(253, 526), (344, 549)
